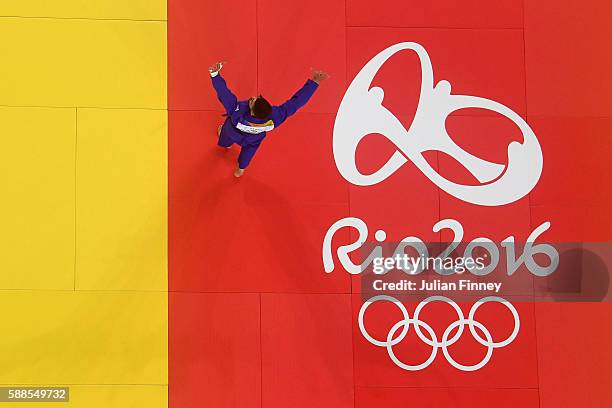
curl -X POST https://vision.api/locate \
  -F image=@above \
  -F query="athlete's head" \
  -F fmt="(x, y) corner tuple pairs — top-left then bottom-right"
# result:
(249, 95), (272, 119)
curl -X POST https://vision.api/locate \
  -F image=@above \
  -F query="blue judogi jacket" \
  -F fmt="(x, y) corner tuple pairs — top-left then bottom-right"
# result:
(211, 73), (319, 146)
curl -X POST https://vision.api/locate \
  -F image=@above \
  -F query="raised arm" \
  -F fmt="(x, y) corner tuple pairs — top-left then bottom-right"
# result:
(274, 70), (329, 126)
(209, 62), (238, 114)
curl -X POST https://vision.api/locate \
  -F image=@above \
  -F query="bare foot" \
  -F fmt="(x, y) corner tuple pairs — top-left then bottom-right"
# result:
(234, 167), (245, 178)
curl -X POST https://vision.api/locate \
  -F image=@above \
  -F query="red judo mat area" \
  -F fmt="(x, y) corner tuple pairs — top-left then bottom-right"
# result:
(168, 1), (612, 407)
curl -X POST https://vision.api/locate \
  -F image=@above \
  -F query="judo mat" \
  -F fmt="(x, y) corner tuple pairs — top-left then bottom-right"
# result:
(0, 0), (611, 407)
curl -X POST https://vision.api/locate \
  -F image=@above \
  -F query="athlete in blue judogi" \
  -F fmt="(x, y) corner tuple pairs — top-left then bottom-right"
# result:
(209, 61), (329, 177)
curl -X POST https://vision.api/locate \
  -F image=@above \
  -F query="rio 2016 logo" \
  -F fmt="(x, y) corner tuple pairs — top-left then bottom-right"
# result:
(333, 42), (542, 206)
(323, 42), (551, 372)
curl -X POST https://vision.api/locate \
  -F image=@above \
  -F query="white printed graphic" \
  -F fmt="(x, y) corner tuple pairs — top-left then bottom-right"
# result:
(359, 295), (520, 371)
(333, 42), (543, 206)
(322, 217), (557, 276)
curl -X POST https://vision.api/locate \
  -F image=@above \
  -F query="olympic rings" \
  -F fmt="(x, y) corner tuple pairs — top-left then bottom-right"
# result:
(358, 295), (520, 371)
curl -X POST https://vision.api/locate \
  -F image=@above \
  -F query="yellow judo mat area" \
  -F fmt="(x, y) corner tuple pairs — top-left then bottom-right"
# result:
(0, 2), (167, 407)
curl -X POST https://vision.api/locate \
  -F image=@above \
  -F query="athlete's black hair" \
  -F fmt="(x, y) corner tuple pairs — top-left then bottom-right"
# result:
(252, 95), (272, 119)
